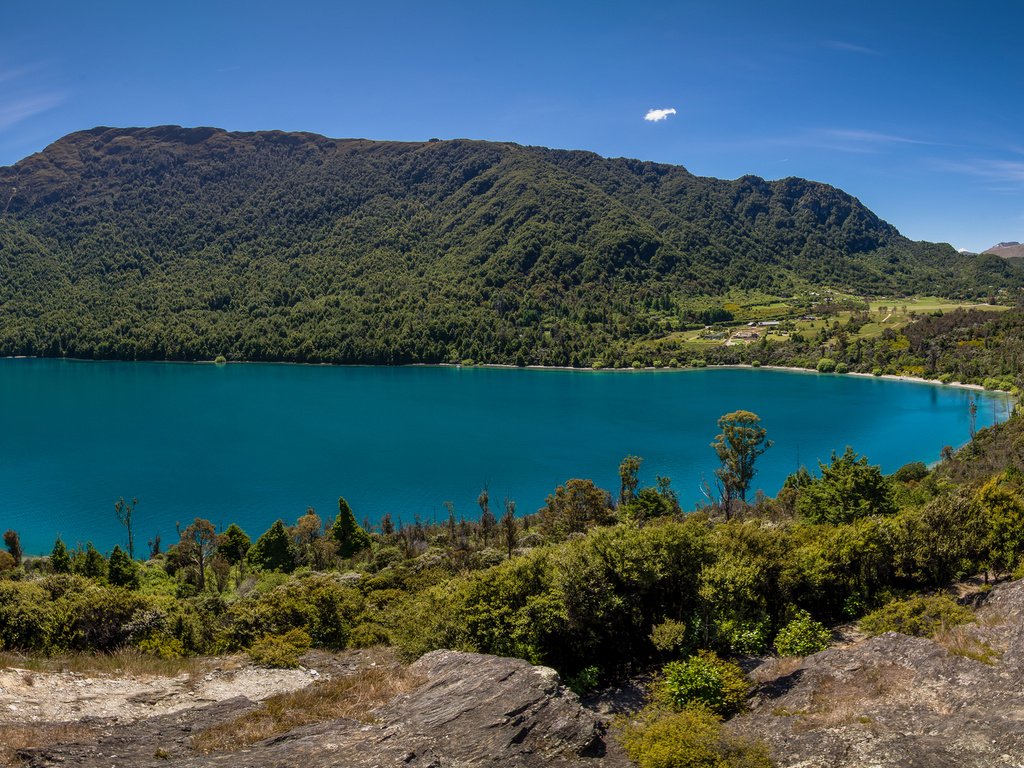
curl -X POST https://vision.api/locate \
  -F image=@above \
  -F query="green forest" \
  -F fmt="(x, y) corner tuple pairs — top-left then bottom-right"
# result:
(0, 126), (1021, 367)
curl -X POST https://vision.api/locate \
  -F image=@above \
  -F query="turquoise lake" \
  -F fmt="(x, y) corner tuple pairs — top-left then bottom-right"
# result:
(0, 359), (1012, 554)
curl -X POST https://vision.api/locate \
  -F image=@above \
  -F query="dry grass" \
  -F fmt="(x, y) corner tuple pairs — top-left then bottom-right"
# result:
(0, 648), (204, 679)
(0, 723), (94, 766)
(751, 655), (803, 684)
(192, 664), (424, 753)
(790, 665), (912, 732)
(934, 626), (1002, 665)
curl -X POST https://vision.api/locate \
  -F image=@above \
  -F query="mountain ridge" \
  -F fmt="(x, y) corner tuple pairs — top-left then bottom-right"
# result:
(0, 126), (1019, 365)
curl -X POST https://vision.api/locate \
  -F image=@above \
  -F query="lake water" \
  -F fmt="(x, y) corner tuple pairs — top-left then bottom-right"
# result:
(0, 359), (1011, 554)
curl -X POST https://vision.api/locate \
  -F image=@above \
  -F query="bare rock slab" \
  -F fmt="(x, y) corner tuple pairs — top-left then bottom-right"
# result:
(20, 650), (625, 768)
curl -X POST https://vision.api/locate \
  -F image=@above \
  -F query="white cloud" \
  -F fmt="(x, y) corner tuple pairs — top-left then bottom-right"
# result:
(644, 108), (677, 123)
(824, 40), (882, 56)
(0, 94), (63, 131)
(940, 159), (1024, 184)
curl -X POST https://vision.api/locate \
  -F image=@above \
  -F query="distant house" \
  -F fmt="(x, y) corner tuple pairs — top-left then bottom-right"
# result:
(730, 329), (762, 342)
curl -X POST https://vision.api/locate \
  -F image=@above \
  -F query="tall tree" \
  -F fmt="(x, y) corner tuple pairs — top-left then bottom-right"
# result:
(76, 542), (107, 580)
(618, 456), (642, 507)
(217, 523), (251, 565)
(797, 447), (896, 524)
(107, 545), (139, 589)
(248, 519), (298, 572)
(3, 529), (22, 567)
(51, 537), (71, 573)
(501, 498), (518, 558)
(292, 508), (323, 566)
(178, 518), (217, 591)
(478, 487), (497, 545)
(329, 497), (371, 559)
(711, 410), (773, 517)
(540, 479), (612, 541)
(114, 496), (138, 559)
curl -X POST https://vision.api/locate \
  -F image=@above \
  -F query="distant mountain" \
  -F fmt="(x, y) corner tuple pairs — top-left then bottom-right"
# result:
(0, 126), (1019, 365)
(985, 242), (1024, 259)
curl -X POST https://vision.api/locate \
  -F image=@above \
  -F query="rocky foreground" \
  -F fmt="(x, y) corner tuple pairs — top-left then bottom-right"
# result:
(4, 580), (1024, 767)
(731, 578), (1024, 768)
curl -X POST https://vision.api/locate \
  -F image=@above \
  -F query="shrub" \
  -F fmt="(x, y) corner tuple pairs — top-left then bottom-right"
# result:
(834, 362), (849, 374)
(222, 572), (363, 650)
(773, 609), (830, 657)
(750, 360), (761, 368)
(566, 665), (601, 695)
(632, 361), (643, 369)
(716, 618), (770, 656)
(816, 358), (836, 373)
(892, 461), (929, 484)
(650, 619), (689, 655)
(137, 635), (186, 659)
(617, 704), (773, 768)
(859, 595), (974, 638)
(247, 628), (312, 668)
(690, 359), (707, 368)
(872, 367), (883, 377)
(797, 447), (896, 524)
(659, 651), (749, 717)
(347, 622), (390, 648)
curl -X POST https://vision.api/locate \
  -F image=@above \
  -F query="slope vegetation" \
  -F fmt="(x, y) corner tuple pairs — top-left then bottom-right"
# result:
(0, 126), (1018, 364)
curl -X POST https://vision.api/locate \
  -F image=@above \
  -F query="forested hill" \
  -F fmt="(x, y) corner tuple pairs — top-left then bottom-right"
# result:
(0, 125), (1018, 365)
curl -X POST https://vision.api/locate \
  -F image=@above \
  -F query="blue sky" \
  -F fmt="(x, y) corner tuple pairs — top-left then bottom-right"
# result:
(2, 0), (1022, 252)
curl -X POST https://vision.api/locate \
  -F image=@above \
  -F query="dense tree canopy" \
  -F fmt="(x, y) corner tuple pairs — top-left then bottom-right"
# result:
(0, 126), (1019, 367)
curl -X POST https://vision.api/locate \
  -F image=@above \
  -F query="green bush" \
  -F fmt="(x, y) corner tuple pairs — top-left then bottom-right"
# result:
(834, 362), (849, 374)
(797, 447), (896, 524)
(690, 359), (707, 368)
(348, 622), (390, 648)
(859, 595), (973, 638)
(247, 628), (312, 668)
(659, 651), (749, 717)
(773, 609), (830, 657)
(222, 572), (363, 650)
(750, 360), (761, 368)
(716, 618), (770, 656)
(892, 461), (929, 484)
(137, 635), (186, 659)
(566, 665), (601, 695)
(816, 358), (836, 373)
(650, 619), (689, 655)
(617, 704), (773, 768)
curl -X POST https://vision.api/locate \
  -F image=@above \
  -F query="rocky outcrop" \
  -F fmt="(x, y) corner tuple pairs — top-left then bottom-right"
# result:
(730, 579), (1024, 768)
(18, 650), (625, 768)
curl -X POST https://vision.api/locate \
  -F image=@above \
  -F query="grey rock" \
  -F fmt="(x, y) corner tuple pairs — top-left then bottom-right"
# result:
(20, 650), (625, 768)
(730, 579), (1024, 768)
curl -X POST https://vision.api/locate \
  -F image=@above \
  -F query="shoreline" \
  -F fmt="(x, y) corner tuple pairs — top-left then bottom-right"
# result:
(2, 355), (1007, 396)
